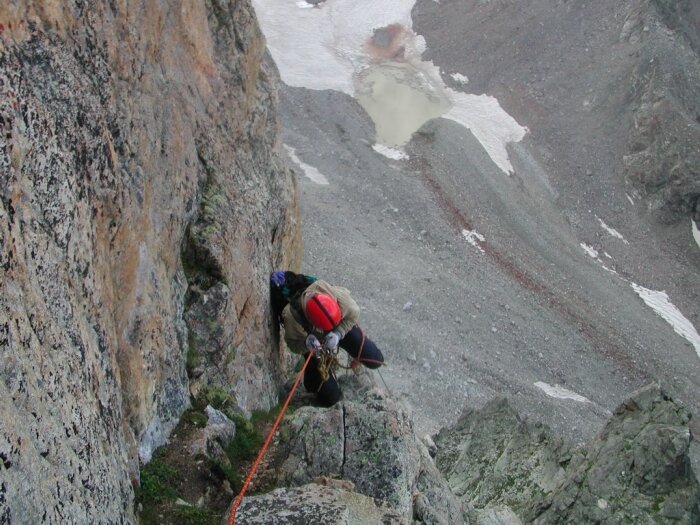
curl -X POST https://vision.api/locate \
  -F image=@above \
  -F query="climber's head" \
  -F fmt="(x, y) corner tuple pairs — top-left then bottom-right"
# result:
(304, 293), (341, 331)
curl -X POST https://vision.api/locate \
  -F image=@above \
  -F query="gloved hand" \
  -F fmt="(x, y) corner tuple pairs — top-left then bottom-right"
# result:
(270, 270), (286, 287)
(305, 334), (322, 353)
(323, 330), (342, 351)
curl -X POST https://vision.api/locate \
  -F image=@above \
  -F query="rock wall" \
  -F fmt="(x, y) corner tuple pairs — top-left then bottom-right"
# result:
(0, 1), (299, 523)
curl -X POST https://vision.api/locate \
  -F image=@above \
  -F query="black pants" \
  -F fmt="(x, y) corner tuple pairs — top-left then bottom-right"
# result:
(303, 326), (384, 406)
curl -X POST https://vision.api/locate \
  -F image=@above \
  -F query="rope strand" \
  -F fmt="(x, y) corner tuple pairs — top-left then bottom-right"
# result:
(227, 351), (314, 525)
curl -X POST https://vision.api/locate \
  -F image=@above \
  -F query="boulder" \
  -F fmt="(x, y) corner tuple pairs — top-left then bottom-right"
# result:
(188, 406), (236, 465)
(232, 483), (407, 524)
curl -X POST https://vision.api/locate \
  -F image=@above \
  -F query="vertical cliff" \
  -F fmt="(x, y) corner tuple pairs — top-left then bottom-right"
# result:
(0, 1), (300, 522)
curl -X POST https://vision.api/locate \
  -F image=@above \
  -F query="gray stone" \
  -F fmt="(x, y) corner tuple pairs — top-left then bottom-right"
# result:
(372, 28), (393, 48)
(231, 483), (408, 524)
(189, 407), (237, 463)
(434, 397), (573, 521)
(263, 374), (465, 522)
(268, 375), (420, 515)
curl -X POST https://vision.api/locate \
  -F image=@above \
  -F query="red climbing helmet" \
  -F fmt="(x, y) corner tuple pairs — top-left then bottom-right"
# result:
(304, 293), (341, 331)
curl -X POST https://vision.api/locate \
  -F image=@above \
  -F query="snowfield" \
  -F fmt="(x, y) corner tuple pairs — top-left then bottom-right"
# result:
(252, 0), (526, 173)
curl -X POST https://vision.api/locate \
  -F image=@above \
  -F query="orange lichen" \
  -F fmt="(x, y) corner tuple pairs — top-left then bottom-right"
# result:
(364, 24), (412, 62)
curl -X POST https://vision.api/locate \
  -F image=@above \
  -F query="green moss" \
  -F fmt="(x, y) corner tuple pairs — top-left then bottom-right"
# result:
(202, 188), (225, 216)
(225, 345), (237, 366)
(173, 505), (219, 525)
(218, 406), (284, 492)
(251, 407), (278, 427)
(221, 414), (264, 491)
(652, 494), (666, 513)
(204, 386), (233, 412)
(137, 452), (179, 505)
(182, 410), (209, 428)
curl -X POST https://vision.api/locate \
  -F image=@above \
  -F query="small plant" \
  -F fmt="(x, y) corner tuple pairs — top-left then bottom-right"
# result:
(182, 410), (209, 428)
(173, 505), (219, 525)
(228, 415), (262, 460)
(137, 453), (179, 504)
(225, 345), (237, 366)
(204, 385), (232, 412)
(186, 347), (200, 376)
(220, 414), (266, 491)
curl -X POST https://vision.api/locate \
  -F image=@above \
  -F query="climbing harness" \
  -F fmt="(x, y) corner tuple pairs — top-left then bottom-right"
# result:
(227, 351), (314, 525)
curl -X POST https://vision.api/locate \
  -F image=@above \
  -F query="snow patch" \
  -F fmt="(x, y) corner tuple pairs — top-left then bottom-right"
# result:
(283, 144), (329, 185)
(597, 217), (629, 244)
(580, 243), (598, 259)
(534, 382), (590, 403)
(372, 143), (409, 160)
(631, 283), (700, 358)
(441, 88), (527, 174)
(626, 194), (635, 205)
(252, 0), (527, 175)
(601, 264), (618, 275)
(693, 219), (700, 250)
(450, 72), (469, 84)
(462, 229), (485, 253)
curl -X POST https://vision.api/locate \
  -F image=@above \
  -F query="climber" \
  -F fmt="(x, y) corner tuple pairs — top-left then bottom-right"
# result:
(270, 270), (384, 406)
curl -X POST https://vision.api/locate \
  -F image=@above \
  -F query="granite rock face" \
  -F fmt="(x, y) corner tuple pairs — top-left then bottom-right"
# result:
(433, 397), (574, 525)
(0, 1), (299, 523)
(234, 483), (408, 525)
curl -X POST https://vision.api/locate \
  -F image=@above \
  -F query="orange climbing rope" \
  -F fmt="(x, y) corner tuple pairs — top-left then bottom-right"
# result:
(227, 351), (314, 525)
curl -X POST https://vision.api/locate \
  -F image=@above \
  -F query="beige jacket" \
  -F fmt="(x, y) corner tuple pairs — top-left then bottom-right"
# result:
(282, 280), (360, 354)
